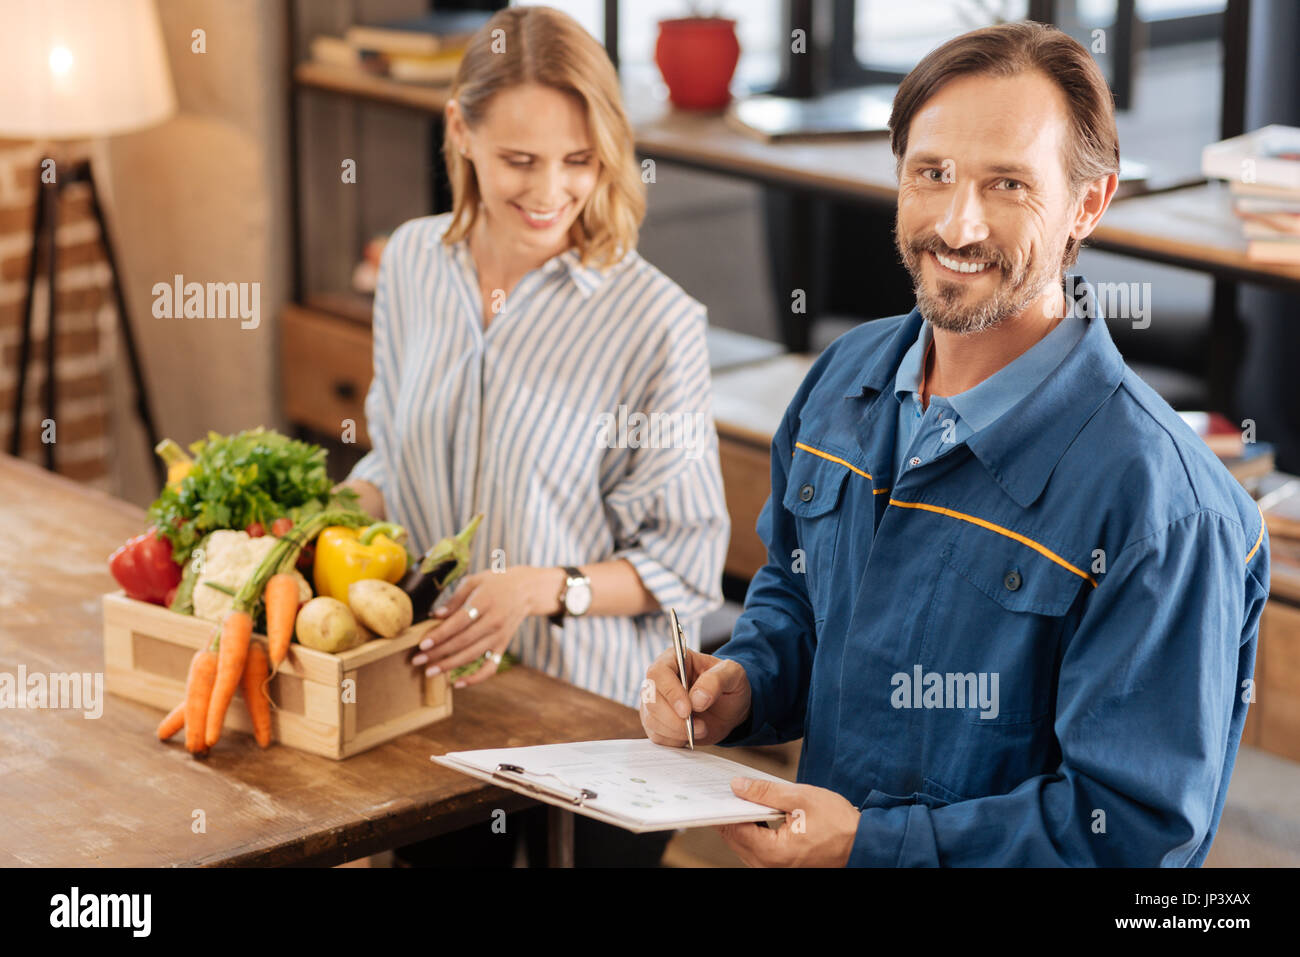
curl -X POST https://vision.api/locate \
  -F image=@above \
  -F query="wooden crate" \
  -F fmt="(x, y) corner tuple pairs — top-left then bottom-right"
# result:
(102, 591), (451, 759)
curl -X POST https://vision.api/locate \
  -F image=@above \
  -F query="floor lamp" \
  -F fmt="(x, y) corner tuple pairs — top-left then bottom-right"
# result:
(0, 0), (176, 484)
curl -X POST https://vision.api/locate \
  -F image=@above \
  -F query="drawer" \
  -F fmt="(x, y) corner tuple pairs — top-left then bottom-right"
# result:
(1261, 600), (1300, 692)
(1257, 599), (1300, 761)
(280, 305), (373, 447)
(718, 435), (772, 580)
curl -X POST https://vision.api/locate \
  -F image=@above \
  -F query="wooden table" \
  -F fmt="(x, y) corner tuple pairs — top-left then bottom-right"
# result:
(0, 453), (643, 867)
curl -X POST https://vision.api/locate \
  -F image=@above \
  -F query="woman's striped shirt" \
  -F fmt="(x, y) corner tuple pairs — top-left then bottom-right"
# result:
(347, 213), (729, 707)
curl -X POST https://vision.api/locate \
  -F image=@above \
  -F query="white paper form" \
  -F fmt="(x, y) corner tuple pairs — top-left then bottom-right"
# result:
(436, 738), (790, 828)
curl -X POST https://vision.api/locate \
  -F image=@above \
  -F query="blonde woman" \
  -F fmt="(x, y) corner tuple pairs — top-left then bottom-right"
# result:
(338, 7), (729, 865)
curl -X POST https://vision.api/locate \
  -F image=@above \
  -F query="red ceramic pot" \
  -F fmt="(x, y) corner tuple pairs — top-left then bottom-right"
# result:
(654, 17), (741, 111)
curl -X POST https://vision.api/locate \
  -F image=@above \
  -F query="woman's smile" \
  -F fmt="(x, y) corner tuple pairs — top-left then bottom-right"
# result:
(510, 199), (572, 230)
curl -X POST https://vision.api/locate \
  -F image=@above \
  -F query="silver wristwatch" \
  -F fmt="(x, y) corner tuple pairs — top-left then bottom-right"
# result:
(550, 565), (591, 626)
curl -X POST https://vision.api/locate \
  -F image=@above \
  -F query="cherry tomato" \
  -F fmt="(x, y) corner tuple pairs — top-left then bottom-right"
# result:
(246, 522), (265, 538)
(271, 517), (293, 537)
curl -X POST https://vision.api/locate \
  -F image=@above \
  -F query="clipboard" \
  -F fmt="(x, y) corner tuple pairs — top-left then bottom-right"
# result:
(432, 740), (788, 834)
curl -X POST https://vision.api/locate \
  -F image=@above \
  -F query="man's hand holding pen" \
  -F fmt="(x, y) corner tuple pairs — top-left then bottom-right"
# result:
(640, 640), (861, 867)
(638, 646), (752, 748)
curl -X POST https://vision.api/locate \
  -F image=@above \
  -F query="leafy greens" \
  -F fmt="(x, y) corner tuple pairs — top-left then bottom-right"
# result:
(148, 428), (360, 565)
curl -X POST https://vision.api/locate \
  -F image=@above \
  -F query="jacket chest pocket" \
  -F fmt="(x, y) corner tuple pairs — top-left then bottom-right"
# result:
(916, 527), (1089, 802)
(920, 527), (1088, 725)
(782, 448), (855, 622)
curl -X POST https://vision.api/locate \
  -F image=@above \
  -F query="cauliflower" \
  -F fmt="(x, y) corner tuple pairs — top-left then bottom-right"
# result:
(191, 530), (312, 623)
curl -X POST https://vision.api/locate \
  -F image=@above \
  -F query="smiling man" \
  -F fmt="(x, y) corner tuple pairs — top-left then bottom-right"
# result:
(640, 21), (1269, 866)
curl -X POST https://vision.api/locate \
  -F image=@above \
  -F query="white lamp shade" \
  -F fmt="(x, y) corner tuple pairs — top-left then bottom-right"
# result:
(0, 0), (177, 139)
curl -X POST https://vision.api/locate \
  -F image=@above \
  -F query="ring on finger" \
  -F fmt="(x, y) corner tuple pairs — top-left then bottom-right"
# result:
(467, 606), (479, 621)
(482, 649), (502, 665)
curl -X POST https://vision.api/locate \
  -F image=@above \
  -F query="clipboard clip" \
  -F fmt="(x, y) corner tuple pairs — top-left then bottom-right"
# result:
(494, 763), (598, 806)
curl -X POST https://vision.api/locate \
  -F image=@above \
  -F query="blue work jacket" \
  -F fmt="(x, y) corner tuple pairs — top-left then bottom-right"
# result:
(715, 290), (1270, 867)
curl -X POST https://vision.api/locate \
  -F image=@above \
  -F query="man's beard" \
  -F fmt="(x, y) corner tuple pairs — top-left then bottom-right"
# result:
(896, 229), (1059, 334)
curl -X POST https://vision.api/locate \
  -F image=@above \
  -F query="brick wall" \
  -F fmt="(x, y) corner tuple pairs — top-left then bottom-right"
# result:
(0, 140), (114, 488)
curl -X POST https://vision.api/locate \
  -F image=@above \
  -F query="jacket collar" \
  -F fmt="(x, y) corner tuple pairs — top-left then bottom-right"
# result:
(844, 308), (925, 398)
(847, 275), (1127, 509)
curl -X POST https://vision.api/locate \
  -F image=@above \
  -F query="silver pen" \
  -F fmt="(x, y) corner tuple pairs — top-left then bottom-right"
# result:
(669, 608), (694, 750)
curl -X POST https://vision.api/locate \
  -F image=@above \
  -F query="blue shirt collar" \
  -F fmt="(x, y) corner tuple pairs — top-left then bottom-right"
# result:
(892, 305), (1087, 433)
(846, 275), (1126, 508)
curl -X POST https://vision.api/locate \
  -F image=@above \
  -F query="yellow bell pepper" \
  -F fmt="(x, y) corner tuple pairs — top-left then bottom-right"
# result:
(313, 523), (408, 601)
(154, 438), (194, 489)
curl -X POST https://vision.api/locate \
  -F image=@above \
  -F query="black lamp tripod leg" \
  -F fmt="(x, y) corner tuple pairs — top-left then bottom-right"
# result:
(43, 172), (58, 472)
(80, 162), (165, 488)
(9, 167), (48, 458)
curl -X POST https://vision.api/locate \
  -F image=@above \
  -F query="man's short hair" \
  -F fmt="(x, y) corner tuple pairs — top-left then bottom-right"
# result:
(889, 21), (1121, 264)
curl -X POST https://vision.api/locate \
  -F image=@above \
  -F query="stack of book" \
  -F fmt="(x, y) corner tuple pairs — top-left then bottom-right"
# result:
(1201, 125), (1300, 265)
(308, 10), (493, 85)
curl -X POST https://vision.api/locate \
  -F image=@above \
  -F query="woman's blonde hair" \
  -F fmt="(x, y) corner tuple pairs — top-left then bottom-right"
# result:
(441, 6), (645, 268)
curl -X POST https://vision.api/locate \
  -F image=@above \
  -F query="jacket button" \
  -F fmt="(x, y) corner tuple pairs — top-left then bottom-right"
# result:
(1003, 569), (1022, 591)
(799, 483), (815, 502)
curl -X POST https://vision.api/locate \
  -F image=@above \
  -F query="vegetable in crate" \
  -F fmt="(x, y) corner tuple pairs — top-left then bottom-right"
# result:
(241, 642), (273, 747)
(193, 507), (371, 750)
(108, 528), (182, 605)
(401, 513), (483, 622)
(348, 579), (413, 638)
(154, 438), (194, 489)
(296, 597), (363, 653)
(147, 427), (361, 567)
(313, 523), (408, 601)
(189, 529), (311, 624)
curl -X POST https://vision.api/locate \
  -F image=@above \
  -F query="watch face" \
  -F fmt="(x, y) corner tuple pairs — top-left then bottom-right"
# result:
(565, 580), (592, 616)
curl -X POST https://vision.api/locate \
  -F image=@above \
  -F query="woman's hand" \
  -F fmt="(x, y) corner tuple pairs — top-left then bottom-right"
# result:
(409, 566), (562, 687)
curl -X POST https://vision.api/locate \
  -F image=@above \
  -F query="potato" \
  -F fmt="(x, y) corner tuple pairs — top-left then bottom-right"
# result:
(347, 579), (413, 639)
(295, 597), (363, 653)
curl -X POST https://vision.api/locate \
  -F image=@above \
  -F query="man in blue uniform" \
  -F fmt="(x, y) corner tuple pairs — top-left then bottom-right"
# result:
(639, 21), (1268, 866)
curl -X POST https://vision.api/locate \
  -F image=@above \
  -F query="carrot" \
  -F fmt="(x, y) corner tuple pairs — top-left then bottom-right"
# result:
(205, 609), (253, 748)
(264, 573), (299, 670)
(184, 649), (219, 756)
(241, 641), (273, 748)
(156, 700), (186, 741)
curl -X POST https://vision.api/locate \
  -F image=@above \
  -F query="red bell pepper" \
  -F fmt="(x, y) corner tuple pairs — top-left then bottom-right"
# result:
(109, 528), (183, 605)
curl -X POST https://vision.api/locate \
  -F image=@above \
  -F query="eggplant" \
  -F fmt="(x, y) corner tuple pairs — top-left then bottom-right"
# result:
(400, 513), (483, 622)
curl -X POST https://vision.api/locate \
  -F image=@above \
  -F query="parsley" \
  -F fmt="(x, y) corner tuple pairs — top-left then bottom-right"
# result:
(148, 428), (360, 565)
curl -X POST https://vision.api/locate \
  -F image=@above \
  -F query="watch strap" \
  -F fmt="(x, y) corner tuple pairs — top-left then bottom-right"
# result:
(549, 565), (585, 627)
